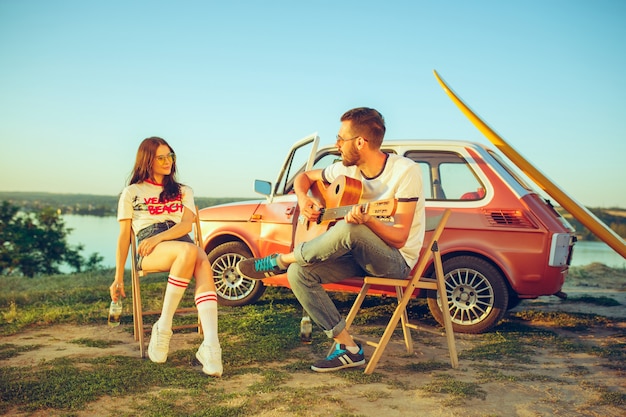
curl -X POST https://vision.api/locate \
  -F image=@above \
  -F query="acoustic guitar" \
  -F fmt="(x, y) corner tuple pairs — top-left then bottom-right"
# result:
(294, 175), (397, 244)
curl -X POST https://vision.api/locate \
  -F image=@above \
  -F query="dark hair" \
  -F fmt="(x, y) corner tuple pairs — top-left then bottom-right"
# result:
(129, 137), (182, 203)
(340, 107), (386, 147)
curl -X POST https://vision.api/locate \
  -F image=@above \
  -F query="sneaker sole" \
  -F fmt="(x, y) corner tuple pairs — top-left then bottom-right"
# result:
(196, 351), (223, 377)
(310, 359), (366, 373)
(235, 263), (273, 280)
(148, 323), (168, 363)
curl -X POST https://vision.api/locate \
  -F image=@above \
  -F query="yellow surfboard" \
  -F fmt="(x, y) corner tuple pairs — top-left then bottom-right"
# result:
(434, 70), (626, 259)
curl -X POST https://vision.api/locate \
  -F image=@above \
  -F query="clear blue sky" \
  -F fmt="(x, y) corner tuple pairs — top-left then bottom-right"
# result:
(1, 1), (625, 207)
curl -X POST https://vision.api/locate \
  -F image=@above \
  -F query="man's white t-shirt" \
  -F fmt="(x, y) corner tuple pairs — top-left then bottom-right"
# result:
(322, 153), (425, 269)
(117, 180), (196, 235)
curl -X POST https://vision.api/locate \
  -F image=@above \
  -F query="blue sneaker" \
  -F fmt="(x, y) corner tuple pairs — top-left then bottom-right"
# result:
(236, 254), (287, 280)
(311, 343), (365, 373)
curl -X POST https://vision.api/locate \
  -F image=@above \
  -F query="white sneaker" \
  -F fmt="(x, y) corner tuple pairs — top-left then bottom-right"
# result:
(148, 322), (172, 363)
(196, 343), (223, 377)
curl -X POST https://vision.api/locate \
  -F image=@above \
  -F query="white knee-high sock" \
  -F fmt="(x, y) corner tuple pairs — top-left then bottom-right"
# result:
(195, 291), (220, 346)
(158, 275), (191, 332)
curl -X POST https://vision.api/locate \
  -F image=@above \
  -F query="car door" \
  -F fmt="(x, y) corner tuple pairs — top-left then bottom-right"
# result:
(251, 134), (320, 253)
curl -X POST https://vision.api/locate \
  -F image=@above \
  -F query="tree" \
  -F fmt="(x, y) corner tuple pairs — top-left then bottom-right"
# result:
(0, 201), (103, 277)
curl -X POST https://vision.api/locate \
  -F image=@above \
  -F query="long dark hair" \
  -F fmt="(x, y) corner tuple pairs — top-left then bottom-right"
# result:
(129, 137), (183, 203)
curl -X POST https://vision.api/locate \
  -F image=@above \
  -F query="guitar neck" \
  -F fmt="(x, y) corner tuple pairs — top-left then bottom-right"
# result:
(319, 205), (356, 222)
(319, 201), (391, 223)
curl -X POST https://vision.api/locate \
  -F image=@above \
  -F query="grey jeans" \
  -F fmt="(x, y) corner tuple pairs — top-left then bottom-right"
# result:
(287, 220), (411, 339)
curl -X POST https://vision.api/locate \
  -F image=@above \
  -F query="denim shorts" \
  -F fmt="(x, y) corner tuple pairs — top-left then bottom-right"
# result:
(135, 220), (194, 269)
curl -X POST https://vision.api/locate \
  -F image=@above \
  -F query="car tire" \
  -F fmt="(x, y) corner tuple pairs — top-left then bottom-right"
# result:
(427, 256), (509, 334)
(207, 241), (266, 307)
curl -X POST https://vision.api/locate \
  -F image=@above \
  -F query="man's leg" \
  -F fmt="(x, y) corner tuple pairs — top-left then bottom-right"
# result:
(294, 221), (410, 278)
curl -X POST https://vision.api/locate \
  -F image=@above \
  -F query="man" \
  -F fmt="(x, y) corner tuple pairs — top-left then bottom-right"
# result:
(237, 107), (425, 372)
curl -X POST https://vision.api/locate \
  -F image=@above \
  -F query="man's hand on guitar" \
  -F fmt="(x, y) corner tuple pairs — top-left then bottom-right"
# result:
(345, 204), (371, 225)
(299, 197), (323, 222)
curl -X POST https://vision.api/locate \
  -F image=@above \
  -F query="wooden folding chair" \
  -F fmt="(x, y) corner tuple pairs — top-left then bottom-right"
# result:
(344, 209), (457, 374)
(129, 207), (204, 358)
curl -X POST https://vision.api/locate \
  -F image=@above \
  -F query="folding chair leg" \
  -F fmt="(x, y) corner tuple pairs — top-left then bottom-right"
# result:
(131, 269), (146, 358)
(364, 288), (414, 375)
(345, 283), (370, 331)
(395, 286), (414, 354)
(433, 249), (458, 368)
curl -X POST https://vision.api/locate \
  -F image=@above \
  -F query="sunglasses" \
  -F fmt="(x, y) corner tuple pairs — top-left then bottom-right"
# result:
(336, 135), (367, 146)
(156, 152), (176, 164)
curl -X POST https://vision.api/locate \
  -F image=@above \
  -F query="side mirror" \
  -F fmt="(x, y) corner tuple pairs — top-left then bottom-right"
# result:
(254, 179), (272, 196)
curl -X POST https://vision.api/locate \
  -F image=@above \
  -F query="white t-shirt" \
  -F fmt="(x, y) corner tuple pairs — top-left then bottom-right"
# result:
(117, 180), (196, 235)
(322, 153), (425, 268)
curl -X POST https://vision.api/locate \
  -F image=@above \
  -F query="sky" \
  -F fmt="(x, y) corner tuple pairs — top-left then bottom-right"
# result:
(1, 1), (625, 207)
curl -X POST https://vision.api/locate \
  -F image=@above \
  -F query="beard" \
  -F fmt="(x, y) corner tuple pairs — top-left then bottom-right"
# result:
(341, 143), (360, 167)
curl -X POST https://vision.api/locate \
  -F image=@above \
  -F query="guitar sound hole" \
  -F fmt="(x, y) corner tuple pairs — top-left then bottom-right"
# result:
(334, 184), (341, 195)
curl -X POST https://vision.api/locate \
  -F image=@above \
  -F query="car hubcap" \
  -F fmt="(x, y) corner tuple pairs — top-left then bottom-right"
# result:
(212, 253), (256, 301)
(439, 268), (495, 325)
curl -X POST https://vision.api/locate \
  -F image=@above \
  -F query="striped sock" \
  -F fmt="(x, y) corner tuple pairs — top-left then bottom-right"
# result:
(158, 275), (191, 332)
(195, 291), (220, 346)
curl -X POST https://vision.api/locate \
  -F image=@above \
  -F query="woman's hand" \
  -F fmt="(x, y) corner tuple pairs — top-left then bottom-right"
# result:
(109, 280), (126, 302)
(138, 235), (161, 257)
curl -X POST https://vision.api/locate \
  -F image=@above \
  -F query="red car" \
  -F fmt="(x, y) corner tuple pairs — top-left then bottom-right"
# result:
(198, 134), (575, 333)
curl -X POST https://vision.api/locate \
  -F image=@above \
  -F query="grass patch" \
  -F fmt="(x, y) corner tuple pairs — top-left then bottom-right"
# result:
(405, 359), (450, 373)
(511, 309), (611, 331)
(0, 343), (42, 360)
(1, 268), (625, 415)
(420, 373), (487, 402)
(0, 355), (214, 413)
(565, 294), (621, 307)
(70, 338), (124, 348)
(580, 381), (626, 407)
(460, 330), (539, 363)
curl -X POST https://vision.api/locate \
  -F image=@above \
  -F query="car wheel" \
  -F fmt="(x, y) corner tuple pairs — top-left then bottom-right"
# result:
(427, 256), (508, 334)
(207, 241), (266, 307)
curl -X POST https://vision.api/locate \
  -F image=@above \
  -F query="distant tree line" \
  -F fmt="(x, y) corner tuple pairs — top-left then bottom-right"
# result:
(0, 192), (251, 217)
(0, 193), (252, 277)
(7, 192), (620, 240)
(558, 208), (626, 241)
(0, 201), (104, 277)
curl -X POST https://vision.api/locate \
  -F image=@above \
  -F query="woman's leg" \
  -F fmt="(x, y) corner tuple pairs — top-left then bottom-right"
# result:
(141, 241), (198, 332)
(192, 246), (220, 346)
(192, 246), (223, 376)
(141, 241), (197, 363)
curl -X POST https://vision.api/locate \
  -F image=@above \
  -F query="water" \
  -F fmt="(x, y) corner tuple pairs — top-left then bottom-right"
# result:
(63, 215), (626, 270)
(64, 214), (121, 269)
(569, 240), (626, 269)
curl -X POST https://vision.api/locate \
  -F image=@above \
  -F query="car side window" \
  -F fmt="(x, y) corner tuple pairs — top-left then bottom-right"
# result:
(406, 151), (484, 201)
(277, 141), (316, 196)
(312, 153), (341, 171)
(279, 148), (338, 195)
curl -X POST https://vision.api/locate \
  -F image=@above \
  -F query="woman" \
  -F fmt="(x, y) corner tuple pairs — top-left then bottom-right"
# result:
(110, 136), (222, 377)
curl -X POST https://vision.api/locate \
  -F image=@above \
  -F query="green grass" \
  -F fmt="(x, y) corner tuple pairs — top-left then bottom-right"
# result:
(565, 294), (622, 306)
(1, 269), (625, 415)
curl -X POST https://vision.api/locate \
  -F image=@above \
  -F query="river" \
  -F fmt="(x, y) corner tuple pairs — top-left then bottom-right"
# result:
(63, 215), (626, 270)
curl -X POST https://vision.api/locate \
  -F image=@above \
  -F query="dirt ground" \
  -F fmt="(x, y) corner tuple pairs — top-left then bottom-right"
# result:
(2, 266), (625, 417)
